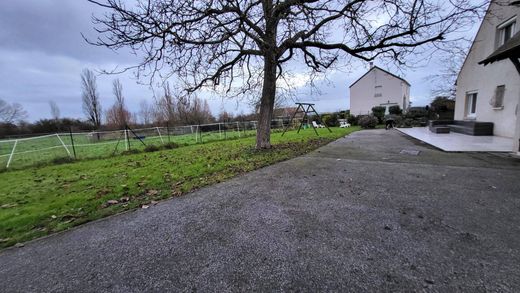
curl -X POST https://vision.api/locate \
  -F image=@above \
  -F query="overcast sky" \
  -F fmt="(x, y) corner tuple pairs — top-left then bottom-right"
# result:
(0, 0), (480, 122)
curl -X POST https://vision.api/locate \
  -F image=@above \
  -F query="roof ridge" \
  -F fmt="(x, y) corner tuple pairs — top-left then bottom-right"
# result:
(349, 66), (410, 88)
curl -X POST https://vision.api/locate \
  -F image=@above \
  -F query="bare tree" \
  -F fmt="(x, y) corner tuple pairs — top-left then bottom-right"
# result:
(428, 41), (471, 98)
(81, 69), (102, 128)
(218, 111), (234, 123)
(0, 99), (28, 124)
(105, 104), (134, 127)
(49, 100), (60, 120)
(155, 83), (176, 124)
(138, 100), (154, 125)
(88, 0), (486, 148)
(111, 78), (129, 127)
(188, 97), (214, 125)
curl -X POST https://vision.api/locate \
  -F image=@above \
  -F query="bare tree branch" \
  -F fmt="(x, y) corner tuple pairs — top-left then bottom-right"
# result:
(87, 0), (487, 148)
(81, 69), (102, 128)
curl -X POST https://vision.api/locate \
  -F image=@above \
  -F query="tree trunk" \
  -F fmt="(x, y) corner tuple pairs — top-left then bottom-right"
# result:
(256, 53), (277, 149)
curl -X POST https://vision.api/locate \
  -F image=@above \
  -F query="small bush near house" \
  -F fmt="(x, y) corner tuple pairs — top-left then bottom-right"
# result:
(358, 115), (378, 129)
(371, 106), (386, 123)
(430, 96), (455, 120)
(347, 115), (358, 126)
(384, 114), (402, 125)
(338, 110), (349, 119)
(321, 113), (339, 127)
(405, 107), (428, 119)
(388, 105), (402, 115)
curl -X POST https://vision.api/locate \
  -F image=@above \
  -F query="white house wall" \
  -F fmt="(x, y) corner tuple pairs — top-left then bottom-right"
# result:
(350, 68), (410, 115)
(455, 1), (520, 141)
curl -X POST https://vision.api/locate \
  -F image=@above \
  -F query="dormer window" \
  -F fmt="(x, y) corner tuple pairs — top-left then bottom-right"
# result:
(498, 17), (516, 46)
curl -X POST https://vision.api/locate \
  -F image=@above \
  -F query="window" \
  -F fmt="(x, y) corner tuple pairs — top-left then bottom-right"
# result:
(497, 17), (516, 46)
(466, 92), (478, 118)
(491, 85), (505, 108)
(374, 85), (382, 97)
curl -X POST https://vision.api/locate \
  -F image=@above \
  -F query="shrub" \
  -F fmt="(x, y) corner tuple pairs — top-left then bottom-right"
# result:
(347, 114), (358, 126)
(358, 115), (378, 129)
(397, 118), (414, 128)
(121, 149), (141, 155)
(385, 114), (402, 126)
(388, 105), (402, 115)
(405, 107), (428, 119)
(163, 142), (179, 149)
(144, 145), (160, 152)
(430, 96), (455, 120)
(371, 106), (385, 123)
(321, 113), (339, 127)
(51, 156), (74, 165)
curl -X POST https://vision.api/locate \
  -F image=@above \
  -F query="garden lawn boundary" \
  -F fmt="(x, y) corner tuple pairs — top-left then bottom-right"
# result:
(0, 126), (359, 249)
(0, 119), (303, 170)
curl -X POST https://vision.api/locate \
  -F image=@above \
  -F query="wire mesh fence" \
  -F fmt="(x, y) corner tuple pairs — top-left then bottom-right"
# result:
(0, 119), (300, 170)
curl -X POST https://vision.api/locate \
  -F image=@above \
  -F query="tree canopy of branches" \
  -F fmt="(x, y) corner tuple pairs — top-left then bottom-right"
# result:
(152, 83), (215, 126)
(0, 98), (27, 124)
(49, 100), (60, 120)
(105, 78), (131, 127)
(138, 100), (154, 125)
(428, 41), (471, 98)
(81, 69), (103, 128)
(88, 0), (485, 148)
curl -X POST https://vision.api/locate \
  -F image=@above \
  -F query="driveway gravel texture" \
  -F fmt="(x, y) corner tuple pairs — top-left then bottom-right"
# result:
(1, 129), (520, 292)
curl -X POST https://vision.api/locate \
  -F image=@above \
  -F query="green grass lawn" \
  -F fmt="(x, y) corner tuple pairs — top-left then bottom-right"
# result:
(0, 128), (252, 170)
(0, 127), (359, 249)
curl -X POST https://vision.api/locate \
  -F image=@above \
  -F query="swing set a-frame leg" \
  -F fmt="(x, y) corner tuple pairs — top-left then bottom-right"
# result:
(304, 104), (320, 136)
(282, 104), (303, 137)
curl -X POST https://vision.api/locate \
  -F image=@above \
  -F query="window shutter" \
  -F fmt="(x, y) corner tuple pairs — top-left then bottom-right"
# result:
(494, 85), (505, 108)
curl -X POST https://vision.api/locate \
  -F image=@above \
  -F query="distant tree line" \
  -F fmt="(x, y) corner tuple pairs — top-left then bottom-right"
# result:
(0, 68), (271, 138)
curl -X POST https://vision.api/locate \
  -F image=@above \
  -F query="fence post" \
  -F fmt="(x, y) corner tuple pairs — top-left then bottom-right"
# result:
(156, 126), (164, 144)
(236, 121), (241, 137)
(166, 121), (171, 143)
(69, 127), (77, 159)
(219, 123), (222, 139)
(56, 133), (72, 158)
(6, 140), (18, 169)
(125, 126), (130, 150)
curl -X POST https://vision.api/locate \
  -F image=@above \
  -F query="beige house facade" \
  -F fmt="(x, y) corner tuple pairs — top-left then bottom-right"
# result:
(455, 0), (520, 152)
(349, 66), (410, 116)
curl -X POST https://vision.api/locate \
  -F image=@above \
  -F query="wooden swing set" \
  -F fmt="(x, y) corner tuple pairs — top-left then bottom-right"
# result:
(281, 102), (332, 136)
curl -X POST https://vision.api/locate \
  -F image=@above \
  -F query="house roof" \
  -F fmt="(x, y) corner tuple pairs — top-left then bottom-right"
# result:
(479, 31), (520, 65)
(348, 66), (410, 88)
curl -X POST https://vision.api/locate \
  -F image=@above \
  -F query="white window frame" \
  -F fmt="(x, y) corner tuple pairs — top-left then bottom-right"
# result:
(374, 85), (383, 98)
(498, 17), (516, 46)
(465, 91), (478, 119)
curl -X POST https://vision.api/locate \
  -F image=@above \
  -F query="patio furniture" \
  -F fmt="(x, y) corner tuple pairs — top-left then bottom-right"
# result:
(312, 121), (325, 128)
(339, 121), (351, 128)
(428, 120), (494, 136)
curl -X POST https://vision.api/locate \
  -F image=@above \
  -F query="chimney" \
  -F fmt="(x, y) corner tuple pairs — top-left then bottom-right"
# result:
(369, 62), (374, 69)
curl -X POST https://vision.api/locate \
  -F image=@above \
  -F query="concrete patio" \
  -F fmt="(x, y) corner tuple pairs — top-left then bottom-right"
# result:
(397, 127), (514, 152)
